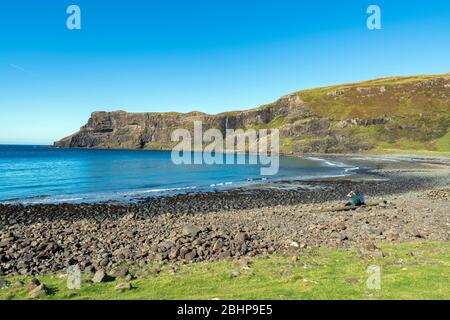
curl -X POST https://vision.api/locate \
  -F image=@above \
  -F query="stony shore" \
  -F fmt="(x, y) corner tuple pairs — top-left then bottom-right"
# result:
(0, 156), (449, 276)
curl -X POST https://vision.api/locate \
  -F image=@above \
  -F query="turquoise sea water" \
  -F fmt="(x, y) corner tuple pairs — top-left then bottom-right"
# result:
(0, 145), (356, 204)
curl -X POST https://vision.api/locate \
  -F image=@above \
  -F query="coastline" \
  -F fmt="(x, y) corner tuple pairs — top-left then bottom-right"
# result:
(3, 146), (450, 205)
(1, 154), (449, 276)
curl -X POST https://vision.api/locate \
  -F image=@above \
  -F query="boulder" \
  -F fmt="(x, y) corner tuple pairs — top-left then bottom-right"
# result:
(112, 266), (129, 278)
(212, 239), (224, 253)
(182, 225), (201, 237)
(230, 270), (240, 278)
(168, 248), (180, 260)
(0, 278), (8, 288)
(115, 281), (132, 292)
(29, 284), (48, 299)
(92, 270), (110, 283)
(26, 278), (41, 292)
(234, 232), (249, 244)
(184, 249), (197, 261)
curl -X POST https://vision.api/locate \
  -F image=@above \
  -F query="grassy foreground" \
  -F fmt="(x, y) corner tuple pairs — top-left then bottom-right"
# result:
(0, 241), (448, 300)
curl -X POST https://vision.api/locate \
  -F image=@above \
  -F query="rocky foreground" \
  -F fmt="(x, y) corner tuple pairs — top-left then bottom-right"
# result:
(1, 159), (450, 277)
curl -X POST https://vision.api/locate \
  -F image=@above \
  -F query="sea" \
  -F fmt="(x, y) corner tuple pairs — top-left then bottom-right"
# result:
(0, 145), (357, 204)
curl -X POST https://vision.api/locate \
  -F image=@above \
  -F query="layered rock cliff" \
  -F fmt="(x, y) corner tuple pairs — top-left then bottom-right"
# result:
(55, 73), (450, 154)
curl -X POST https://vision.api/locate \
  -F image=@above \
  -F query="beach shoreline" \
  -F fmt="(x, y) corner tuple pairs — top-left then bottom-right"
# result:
(0, 155), (449, 276)
(3, 151), (450, 206)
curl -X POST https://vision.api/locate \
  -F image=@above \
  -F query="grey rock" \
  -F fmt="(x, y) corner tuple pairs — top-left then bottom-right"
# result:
(92, 270), (107, 283)
(218, 250), (231, 259)
(230, 270), (240, 277)
(29, 284), (48, 299)
(113, 266), (129, 278)
(168, 248), (180, 260)
(26, 278), (41, 292)
(182, 225), (201, 237)
(0, 278), (8, 288)
(234, 232), (249, 244)
(184, 250), (197, 261)
(115, 281), (132, 292)
(212, 239), (224, 253)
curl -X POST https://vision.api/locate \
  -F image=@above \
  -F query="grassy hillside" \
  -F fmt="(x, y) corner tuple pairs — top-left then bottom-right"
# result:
(267, 73), (450, 154)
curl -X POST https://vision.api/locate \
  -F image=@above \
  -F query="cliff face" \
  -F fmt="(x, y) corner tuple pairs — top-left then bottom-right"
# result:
(55, 73), (450, 154)
(54, 95), (299, 151)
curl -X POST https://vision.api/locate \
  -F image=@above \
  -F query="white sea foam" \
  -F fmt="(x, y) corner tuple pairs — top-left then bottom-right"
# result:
(46, 197), (84, 203)
(210, 182), (233, 187)
(15, 197), (85, 205)
(139, 186), (198, 193)
(305, 157), (348, 168)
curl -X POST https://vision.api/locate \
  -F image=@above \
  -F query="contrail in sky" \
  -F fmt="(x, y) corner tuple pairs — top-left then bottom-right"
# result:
(9, 63), (36, 76)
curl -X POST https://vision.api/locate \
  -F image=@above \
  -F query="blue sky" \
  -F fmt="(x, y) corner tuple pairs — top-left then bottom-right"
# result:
(0, 0), (449, 144)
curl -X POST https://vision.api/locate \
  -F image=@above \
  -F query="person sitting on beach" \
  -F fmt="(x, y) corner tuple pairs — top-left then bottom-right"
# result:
(345, 190), (365, 207)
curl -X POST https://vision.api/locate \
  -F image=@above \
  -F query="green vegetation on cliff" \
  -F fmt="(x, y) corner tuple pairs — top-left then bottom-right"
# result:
(55, 73), (450, 155)
(289, 73), (450, 153)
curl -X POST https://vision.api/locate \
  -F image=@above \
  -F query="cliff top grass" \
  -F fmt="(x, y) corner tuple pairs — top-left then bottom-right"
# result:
(297, 73), (449, 119)
(1, 241), (448, 300)
(239, 72), (450, 118)
(225, 72), (446, 120)
(57, 72), (450, 155)
(300, 73), (450, 92)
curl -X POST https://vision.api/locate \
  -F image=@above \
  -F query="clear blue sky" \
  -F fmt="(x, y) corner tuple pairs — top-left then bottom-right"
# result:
(1, 0), (449, 144)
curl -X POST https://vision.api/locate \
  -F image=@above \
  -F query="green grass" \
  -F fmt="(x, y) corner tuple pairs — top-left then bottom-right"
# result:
(1, 241), (448, 300)
(436, 131), (450, 152)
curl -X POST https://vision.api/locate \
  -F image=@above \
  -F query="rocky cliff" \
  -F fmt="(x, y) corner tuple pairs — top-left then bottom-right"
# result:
(55, 73), (450, 154)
